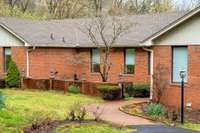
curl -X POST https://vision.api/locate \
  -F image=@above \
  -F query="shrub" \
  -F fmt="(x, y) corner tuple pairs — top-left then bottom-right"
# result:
(0, 91), (5, 109)
(5, 59), (20, 88)
(97, 85), (121, 100)
(67, 102), (87, 122)
(147, 103), (165, 117)
(68, 85), (80, 94)
(125, 84), (150, 97)
(0, 79), (5, 88)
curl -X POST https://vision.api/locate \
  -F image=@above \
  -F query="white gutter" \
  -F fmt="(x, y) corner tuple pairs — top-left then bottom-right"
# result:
(143, 47), (154, 100)
(26, 46), (36, 77)
(26, 48), (29, 77)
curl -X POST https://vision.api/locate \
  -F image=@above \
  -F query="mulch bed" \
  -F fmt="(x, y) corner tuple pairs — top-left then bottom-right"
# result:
(23, 119), (97, 133)
(121, 103), (200, 123)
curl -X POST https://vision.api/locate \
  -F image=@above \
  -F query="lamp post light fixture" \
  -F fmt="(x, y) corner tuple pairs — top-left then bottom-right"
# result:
(118, 73), (125, 99)
(180, 70), (186, 124)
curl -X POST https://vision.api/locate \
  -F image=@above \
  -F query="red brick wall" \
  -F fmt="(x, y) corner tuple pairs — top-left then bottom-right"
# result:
(11, 47), (26, 73)
(0, 47), (26, 78)
(28, 47), (150, 83)
(153, 45), (200, 110)
(29, 48), (76, 79)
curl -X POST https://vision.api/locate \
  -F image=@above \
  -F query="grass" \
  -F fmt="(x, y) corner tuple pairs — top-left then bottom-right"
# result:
(54, 123), (133, 133)
(177, 123), (200, 131)
(0, 89), (103, 133)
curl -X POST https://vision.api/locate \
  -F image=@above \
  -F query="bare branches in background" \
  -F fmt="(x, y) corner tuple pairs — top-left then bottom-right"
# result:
(1, 0), (200, 19)
(46, 0), (89, 19)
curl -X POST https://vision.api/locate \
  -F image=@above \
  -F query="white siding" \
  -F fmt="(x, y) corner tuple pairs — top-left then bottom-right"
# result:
(153, 14), (200, 45)
(0, 26), (24, 46)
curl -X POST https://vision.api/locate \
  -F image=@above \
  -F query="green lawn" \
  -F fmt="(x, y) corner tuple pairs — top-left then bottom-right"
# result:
(177, 123), (200, 131)
(54, 123), (133, 133)
(0, 89), (103, 133)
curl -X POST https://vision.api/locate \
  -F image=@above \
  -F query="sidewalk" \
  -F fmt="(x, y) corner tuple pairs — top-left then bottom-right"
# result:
(85, 98), (157, 126)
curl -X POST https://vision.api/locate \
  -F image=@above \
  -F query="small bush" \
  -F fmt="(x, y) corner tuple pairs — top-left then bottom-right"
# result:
(125, 84), (150, 98)
(0, 91), (5, 109)
(0, 79), (5, 88)
(67, 102), (87, 122)
(97, 85), (121, 100)
(68, 85), (80, 94)
(5, 59), (20, 88)
(147, 103), (165, 117)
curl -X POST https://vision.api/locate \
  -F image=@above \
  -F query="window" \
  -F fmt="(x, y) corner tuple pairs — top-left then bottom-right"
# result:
(172, 47), (188, 83)
(124, 48), (135, 74)
(91, 49), (100, 73)
(4, 48), (11, 72)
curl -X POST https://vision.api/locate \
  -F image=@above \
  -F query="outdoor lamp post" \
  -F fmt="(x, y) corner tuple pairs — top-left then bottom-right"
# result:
(180, 70), (186, 124)
(118, 73), (124, 99)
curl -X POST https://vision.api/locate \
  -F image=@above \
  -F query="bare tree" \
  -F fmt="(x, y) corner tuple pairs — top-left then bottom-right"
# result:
(153, 64), (169, 103)
(46, 0), (89, 19)
(46, 0), (57, 14)
(126, 0), (172, 14)
(108, 0), (127, 16)
(82, 15), (133, 82)
(175, 0), (200, 11)
(19, 0), (31, 13)
(92, 0), (103, 16)
(7, 0), (18, 9)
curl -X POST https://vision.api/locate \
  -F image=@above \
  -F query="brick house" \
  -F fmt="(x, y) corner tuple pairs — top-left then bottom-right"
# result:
(0, 7), (200, 110)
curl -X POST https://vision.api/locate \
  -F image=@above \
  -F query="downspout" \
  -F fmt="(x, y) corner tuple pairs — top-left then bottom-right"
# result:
(26, 49), (29, 77)
(143, 47), (154, 100)
(26, 46), (36, 77)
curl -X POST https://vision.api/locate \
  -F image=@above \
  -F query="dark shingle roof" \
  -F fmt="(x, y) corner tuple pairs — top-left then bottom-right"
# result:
(0, 12), (187, 47)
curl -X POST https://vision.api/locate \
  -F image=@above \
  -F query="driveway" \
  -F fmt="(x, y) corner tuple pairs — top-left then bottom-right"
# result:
(85, 98), (156, 126)
(132, 125), (200, 133)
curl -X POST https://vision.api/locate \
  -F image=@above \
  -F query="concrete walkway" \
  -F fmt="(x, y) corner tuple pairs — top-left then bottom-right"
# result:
(86, 99), (199, 133)
(85, 98), (157, 126)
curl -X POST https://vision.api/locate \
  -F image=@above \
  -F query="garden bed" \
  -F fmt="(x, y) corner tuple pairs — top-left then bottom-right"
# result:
(120, 102), (200, 131)
(24, 119), (132, 133)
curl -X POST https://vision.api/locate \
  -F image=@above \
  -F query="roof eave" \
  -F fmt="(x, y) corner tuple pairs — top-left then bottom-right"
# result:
(0, 23), (31, 46)
(141, 6), (200, 45)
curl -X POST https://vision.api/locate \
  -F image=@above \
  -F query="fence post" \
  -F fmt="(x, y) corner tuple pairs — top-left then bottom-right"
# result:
(20, 68), (26, 89)
(49, 78), (55, 90)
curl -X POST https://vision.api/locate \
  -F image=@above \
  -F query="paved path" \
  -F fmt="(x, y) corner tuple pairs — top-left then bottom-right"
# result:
(86, 99), (199, 133)
(85, 98), (157, 126)
(132, 125), (200, 133)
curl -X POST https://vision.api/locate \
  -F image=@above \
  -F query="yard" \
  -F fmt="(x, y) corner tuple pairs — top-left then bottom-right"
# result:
(0, 89), (131, 133)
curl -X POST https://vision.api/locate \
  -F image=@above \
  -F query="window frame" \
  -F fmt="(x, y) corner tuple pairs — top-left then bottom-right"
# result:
(3, 47), (11, 72)
(171, 46), (188, 83)
(124, 48), (135, 75)
(90, 48), (100, 73)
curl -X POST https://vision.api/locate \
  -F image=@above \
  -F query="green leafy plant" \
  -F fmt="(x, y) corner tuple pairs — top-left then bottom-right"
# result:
(147, 103), (165, 117)
(125, 84), (150, 97)
(5, 59), (20, 88)
(0, 91), (5, 109)
(68, 85), (80, 94)
(97, 85), (121, 100)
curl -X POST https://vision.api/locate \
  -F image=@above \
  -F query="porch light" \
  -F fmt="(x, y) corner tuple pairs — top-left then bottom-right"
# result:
(180, 70), (186, 80)
(179, 70), (186, 124)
